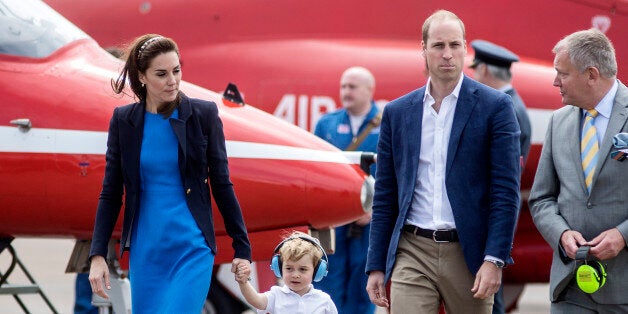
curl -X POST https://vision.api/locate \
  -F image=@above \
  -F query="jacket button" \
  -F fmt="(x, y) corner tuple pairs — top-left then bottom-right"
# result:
(204, 179), (208, 184)
(186, 188), (191, 195)
(587, 202), (592, 209)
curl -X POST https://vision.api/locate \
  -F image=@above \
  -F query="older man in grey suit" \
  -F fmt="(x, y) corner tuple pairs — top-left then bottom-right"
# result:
(529, 29), (628, 312)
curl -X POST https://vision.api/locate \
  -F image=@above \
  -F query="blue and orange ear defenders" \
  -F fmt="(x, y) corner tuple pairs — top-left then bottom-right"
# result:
(575, 245), (607, 294)
(270, 235), (329, 282)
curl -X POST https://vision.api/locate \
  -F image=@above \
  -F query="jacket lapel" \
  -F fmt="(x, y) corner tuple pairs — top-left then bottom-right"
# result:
(404, 88), (425, 172)
(169, 94), (191, 175)
(446, 77), (476, 175)
(120, 102), (145, 190)
(560, 106), (587, 193)
(592, 81), (628, 188)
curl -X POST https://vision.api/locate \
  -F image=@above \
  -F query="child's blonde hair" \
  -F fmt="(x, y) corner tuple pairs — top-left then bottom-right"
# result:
(278, 231), (324, 267)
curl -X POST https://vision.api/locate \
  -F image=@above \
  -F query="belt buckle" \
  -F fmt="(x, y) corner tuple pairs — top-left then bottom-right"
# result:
(432, 229), (450, 243)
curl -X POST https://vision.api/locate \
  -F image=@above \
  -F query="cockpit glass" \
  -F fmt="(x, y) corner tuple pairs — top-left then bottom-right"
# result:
(0, 0), (89, 58)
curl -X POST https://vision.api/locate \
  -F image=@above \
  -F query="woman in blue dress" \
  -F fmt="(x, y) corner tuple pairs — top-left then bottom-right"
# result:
(88, 34), (251, 313)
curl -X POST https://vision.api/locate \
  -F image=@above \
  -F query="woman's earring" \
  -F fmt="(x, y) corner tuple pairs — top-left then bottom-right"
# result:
(141, 83), (145, 88)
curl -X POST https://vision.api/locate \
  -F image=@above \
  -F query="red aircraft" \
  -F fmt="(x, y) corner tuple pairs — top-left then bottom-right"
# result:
(7, 0), (628, 311)
(0, 1), (374, 312)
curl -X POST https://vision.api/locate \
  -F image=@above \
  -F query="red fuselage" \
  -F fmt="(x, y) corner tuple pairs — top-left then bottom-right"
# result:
(0, 38), (370, 263)
(15, 0), (624, 282)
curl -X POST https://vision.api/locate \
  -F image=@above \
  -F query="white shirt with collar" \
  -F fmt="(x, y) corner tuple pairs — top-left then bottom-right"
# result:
(406, 74), (464, 230)
(259, 284), (338, 314)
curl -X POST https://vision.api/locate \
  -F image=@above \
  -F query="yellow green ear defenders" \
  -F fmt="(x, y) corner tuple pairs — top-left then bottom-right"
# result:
(575, 245), (607, 294)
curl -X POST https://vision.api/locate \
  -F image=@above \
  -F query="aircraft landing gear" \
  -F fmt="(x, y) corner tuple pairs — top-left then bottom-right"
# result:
(0, 237), (59, 313)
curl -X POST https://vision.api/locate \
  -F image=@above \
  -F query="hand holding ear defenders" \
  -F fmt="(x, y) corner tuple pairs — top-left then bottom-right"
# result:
(270, 234), (329, 282)
(575, 245), (607, 294)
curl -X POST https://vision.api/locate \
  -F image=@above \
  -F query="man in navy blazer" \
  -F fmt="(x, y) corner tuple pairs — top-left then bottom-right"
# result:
(365, 10), (521, 313)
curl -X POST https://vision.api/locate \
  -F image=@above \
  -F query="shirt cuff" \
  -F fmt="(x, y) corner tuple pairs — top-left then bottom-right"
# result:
(484, 255), (505, 267)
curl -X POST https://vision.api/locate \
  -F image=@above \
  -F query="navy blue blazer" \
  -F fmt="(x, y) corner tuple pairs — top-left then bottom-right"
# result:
(366, 76), (520, 281)
(90, 94), (251, 261)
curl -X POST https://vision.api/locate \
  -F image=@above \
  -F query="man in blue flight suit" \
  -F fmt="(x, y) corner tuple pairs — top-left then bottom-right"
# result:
(470, 39), (532, 314)
(314, 66), (379, 314)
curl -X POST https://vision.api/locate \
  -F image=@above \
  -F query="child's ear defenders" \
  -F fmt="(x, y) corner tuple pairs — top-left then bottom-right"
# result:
(270, 235), (329, 282)
(575, 245), (607, 294)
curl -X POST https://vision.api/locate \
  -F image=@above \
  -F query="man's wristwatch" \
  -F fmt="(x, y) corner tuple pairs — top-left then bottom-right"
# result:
(485, 258), (505, 268)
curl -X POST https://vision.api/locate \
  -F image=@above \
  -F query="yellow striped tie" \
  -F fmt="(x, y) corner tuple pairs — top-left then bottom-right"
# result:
(581, 109), (599, 193)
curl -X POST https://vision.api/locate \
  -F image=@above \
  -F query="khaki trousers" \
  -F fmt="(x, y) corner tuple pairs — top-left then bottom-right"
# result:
(390, 230), (492, 314)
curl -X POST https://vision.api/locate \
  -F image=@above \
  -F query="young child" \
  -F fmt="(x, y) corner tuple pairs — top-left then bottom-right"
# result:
(234, 231), (338, 314)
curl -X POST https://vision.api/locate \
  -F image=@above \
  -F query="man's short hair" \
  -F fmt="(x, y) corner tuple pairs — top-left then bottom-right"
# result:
(422, 10), (465, 44)
(553, 28), (617, 78)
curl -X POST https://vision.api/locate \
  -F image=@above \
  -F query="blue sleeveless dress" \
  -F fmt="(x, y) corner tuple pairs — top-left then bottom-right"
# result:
(130, 109), (214, 313)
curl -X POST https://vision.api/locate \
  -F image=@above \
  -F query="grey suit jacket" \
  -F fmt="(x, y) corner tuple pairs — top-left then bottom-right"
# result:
(529, 81), (628, 303)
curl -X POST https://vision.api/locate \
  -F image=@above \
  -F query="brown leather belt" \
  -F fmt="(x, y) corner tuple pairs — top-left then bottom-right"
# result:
(403, 225), (459, 242)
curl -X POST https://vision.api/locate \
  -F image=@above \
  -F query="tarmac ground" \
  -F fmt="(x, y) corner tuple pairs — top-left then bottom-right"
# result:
(1, 238), (550, 314)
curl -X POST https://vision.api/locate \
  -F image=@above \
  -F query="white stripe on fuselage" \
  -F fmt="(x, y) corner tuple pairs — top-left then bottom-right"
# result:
(0, 126), (362, 164)
(0, 127), (107, 155)
(0, 108), (554, 160)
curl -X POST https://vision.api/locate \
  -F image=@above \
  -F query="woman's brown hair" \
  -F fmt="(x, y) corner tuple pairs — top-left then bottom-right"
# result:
(112, 34), (181, 116)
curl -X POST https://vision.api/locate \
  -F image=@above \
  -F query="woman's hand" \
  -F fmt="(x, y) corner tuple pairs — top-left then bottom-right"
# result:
(88, 255), (111, 299)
